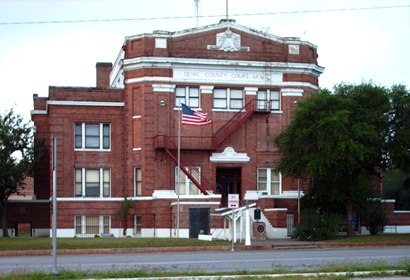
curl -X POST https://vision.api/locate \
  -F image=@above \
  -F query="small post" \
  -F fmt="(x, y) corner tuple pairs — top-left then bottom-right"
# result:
(51, 136), (59, 276)
(245, 205), (251, 246)
(231, 210), (234, 251)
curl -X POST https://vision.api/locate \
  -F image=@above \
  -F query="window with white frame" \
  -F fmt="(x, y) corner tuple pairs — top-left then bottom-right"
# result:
(75, 215), (110, 237)
(75, 123), (110, 150)
(175, 166), (201, 195)
(175, 86), (200, 108)
(134, 215), (142, 236)
(134, 167), (142, 196)
(75, 168), (111, 197)
(213, 88), (243, 110)
(257, 89), (280, 111)
(257, 168), (281, 195)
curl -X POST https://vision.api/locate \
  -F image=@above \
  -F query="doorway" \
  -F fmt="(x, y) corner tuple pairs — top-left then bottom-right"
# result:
(216, 168), (241, 207)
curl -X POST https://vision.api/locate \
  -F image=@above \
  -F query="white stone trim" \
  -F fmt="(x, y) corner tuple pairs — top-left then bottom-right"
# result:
(265, 208), (288, 212)
(155, 38), (167, 49)
(125, 21), (318, 49)
(47, 100), (125, 107)
(133, 115), (142, 119)
(126, 76), (319, 90)
(53, 228), (76, 238)
(30, 110), (47, 115)
(266, 227), (288, 239)
(133, 148), (142, 151)
(170, 201), (220, 206)
(394, 210), (410, 214)
(152, 84), (175, 92)
(122, 56), (323, 78)
(245, 87), (258, 95)
(281, 88), (304, 96)
(210, 147), (250, 163)
(152, 190), (221, 199)
(200, 85), (214, 94)
(56, 197), (153, 202)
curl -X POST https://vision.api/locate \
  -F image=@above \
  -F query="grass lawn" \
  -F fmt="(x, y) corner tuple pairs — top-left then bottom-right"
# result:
(328, 233), (410, 243)
(0, 237), (230, 251)
(0, 263), (409, 280)
(1, 234), (409, 251)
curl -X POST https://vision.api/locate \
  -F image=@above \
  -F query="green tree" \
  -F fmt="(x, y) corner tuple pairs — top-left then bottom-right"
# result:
(274, 83), (405, 237)
(116, 197), (136, 236)
(383, 169), (410, 210)
(0, 109), (38, 237)
(385, 85), (410, 172)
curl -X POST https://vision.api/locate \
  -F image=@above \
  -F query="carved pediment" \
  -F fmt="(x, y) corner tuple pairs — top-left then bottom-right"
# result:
(208, 29), (250, 52)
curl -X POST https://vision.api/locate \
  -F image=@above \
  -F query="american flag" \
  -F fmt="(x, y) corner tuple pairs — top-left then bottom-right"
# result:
(181, 103), (212, 126)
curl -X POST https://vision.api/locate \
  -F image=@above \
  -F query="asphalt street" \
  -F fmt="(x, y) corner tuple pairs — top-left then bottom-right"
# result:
(1, 246), (409, 275)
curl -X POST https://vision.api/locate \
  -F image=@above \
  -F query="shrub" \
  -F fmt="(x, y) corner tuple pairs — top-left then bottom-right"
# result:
(366, 200), (388, 235)
(293, 208), (340, 241)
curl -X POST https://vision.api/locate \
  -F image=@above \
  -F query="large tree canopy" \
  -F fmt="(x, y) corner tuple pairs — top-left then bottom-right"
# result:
(0, 109), (37, 237)
(274, 83), (409, 236)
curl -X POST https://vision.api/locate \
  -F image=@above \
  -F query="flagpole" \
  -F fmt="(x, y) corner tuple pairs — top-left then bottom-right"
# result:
(176, 105), (181, 238)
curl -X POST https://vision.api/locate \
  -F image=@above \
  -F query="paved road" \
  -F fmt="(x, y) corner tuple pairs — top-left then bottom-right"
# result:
(1, 246), (409, 275)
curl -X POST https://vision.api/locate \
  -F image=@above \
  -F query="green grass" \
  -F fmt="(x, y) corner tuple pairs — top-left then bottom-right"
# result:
(327, 233), (410, 244)
(0, 237), (230, 251)
(0, 263), (408, 280)
(1, 234), (410, 251)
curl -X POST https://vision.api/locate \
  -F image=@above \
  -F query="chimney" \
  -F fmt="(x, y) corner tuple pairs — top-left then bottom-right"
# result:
(96, 62), (113, 88)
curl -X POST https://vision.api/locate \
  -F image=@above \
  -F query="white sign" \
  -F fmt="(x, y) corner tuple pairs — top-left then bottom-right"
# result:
(173, 68), (283, 85)
(228, 194), (240, 208)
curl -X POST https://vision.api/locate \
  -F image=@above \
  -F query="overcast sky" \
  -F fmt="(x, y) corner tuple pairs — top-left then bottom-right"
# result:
(1, 0), (409, 121)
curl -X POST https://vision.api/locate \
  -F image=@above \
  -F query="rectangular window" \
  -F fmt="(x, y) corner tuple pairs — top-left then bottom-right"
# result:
(230, 89), (244, 109)
(86, 216), (99, 235)
(74, 123), (111, 150)
(75, 216), (82, 235)
(257, 168), (281, 195)
(85, 169), (100, 197)
(134, 215), (142, 236)
(213, 88), (227, 109)
(175, 86), (200, 108)
(213, 88), (243, 110)
(75, 169), (82, 197)
(134, 168), (142, 196)
(75, 215), (110, 237)
(85, 124), (100, 148)
(175, 166), (201, 195)
(75, 168), (111, 197)
(75, 124), (82, 148)
(103, 169), (110, 197)
(257, 89), (280, 111)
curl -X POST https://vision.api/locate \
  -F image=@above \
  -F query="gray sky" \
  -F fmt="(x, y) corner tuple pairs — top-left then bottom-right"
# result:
(1, 0), (409, 121)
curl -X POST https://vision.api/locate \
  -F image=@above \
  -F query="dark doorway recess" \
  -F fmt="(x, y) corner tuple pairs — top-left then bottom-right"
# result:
(189, 208), (210, 238)
(216, 167), (241, 207)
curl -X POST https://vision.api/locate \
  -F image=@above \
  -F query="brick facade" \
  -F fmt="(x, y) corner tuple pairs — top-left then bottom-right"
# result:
(26, 20), (329, 239)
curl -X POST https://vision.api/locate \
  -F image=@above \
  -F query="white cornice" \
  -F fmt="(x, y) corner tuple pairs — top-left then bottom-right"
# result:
(32, 101), (125, 115)
(47, 101), (125, 107)
(122, 56), (324, 76)
(125, 21), (318, 49)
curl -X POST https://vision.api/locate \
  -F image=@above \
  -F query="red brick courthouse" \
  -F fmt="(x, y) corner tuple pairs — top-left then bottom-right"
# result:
(21, 20), (408, 238)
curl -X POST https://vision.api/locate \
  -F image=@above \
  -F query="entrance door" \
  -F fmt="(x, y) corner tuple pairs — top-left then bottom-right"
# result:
(216, 168), (241, 207)
(189, 208), (210, 238)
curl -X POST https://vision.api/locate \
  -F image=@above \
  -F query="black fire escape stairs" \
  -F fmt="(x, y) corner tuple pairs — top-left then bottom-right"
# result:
(156, 99), (271, 195)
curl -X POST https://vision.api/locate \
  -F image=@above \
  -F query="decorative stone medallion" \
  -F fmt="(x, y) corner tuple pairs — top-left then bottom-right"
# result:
(208, 29), (250, 52)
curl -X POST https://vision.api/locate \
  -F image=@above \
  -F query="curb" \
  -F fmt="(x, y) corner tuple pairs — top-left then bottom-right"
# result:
(1, 242), (409, 257)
